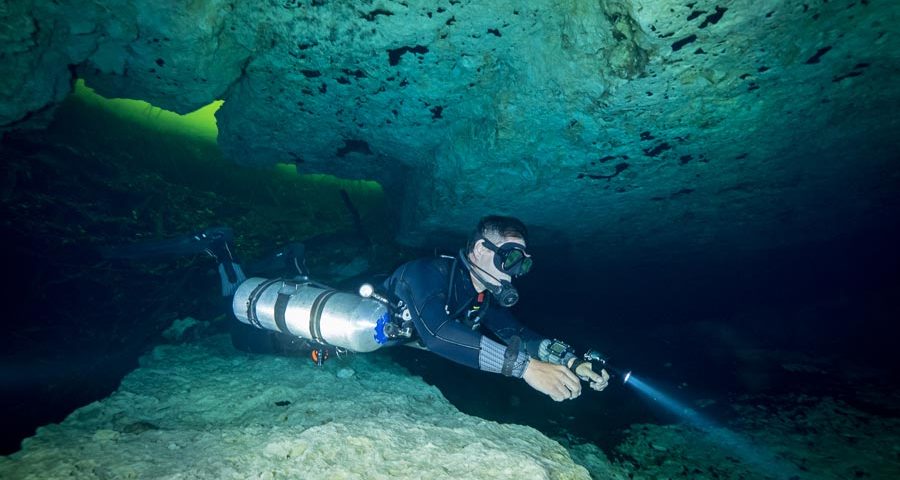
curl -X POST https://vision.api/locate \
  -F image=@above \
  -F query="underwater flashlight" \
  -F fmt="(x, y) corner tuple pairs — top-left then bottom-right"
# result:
(582, 349), (633, 385)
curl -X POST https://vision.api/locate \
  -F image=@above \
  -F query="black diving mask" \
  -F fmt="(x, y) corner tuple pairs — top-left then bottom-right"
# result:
(479, 237), (533, 277)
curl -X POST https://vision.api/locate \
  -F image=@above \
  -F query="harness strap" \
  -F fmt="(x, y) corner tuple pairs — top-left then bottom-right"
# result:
(501, 336), (522, 377)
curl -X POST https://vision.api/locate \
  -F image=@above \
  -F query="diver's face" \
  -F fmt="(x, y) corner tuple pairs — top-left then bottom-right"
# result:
(470, 234), (526, 286)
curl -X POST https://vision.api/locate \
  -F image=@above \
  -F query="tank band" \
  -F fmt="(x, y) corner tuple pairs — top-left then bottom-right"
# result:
(246, 278), (280, 329)
(274, 290), (293, 335)
(308, 289), (338, 343)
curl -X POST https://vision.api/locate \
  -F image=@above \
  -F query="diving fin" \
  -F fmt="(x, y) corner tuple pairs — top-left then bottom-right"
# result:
(219, 262), (246, 296)
(99, 227), (235, 259)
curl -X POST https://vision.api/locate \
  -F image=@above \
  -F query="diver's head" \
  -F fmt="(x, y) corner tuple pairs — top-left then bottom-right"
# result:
(464, 215), (533, 306)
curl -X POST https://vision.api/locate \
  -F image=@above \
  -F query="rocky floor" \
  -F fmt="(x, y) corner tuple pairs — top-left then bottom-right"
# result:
(565, 390), (900, 479)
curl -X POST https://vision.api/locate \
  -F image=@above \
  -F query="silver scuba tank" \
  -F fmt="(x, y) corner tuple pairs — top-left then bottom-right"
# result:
(232, 277), (391, 353)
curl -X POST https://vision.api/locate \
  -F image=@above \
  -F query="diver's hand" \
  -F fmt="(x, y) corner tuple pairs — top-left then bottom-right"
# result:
(573, 362), (610, 391)
(522, 359), (582, 402)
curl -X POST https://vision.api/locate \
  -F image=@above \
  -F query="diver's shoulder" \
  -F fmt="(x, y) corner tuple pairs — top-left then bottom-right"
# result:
(399, 255), (454, 280)
(406, 255), (451, 272)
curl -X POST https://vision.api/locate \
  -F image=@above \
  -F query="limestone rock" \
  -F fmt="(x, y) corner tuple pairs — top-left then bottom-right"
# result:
(2, 0), (898, 258)
(0, 335), (592, 479)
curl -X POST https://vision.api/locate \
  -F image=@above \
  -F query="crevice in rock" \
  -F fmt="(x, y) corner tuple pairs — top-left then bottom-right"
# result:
(804, 46), (832, 64)
(387, 45), (429, 66)
(699, 6), (727, 29)
(578, 162), (629, 181)
(643, 142), (672, 157)
(362, 9), (394, 21)
(672, 34), (698, 52)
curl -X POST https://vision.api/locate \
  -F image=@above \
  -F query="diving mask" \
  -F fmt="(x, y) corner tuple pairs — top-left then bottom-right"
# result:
(478, 237), (533, 277)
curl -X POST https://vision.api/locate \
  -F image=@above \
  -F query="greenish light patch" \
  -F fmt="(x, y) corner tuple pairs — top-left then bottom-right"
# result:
(53, 80), (391, 254)
(273, 164), (383, 194)
(73, 79), (222, 143)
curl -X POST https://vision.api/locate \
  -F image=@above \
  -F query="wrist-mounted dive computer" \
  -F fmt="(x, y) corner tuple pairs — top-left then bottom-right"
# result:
(539, 338), (577, 366)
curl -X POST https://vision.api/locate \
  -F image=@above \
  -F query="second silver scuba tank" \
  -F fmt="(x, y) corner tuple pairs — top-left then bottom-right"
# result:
(232, 277), (393, 353)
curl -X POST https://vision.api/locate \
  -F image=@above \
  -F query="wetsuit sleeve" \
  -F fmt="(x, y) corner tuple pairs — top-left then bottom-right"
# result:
(387, 260), (530, 377)
(482, 306), (546, 358)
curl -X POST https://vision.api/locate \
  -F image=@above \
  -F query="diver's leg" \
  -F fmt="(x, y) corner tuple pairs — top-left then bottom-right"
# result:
(244, 242), (308, 279)
(99, 226), (246, 296)
(99, 226), (235, 259)
(205, 236), (246, 296)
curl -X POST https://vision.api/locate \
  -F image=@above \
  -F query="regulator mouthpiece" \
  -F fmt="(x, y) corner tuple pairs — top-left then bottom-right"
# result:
(492, 281), (519, 307)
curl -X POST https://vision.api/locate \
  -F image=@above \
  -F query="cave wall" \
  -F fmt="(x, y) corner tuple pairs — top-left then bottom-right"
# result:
(1, 0), (898, 259)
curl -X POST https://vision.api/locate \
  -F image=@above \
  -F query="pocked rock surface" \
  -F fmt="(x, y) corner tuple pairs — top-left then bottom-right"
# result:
(2, 0), (898, 257)
(0, 335), (590, 479)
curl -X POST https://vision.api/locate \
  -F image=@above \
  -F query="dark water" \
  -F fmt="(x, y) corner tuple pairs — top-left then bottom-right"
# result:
(2, 95), (899, 458)
(3, 220), (897, 454)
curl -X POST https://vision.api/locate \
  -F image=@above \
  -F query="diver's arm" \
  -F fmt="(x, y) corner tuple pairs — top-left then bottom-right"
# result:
(537, 338), (610, 391)
(486, 308), (609, 392)
(521, 358), (583, 401)
(565, 356), (610, 391)
(411, 290), (587, 399)
(411, 291), (531, 376)
(484, 307), (579, 367)
(481, 306), (546, 357)
(483, 307), (593, 399)
(390, 261), (530, 377)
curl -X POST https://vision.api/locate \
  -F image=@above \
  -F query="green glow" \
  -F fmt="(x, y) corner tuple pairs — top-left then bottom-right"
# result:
(70, 81), (382, 195)
(273, 164), (384, 194)
(55, 80), (389, 247)
(72, 79), (222, 142)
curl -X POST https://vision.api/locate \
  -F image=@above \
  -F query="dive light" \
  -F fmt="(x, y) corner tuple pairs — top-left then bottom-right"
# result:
(582, 349), (632, 385)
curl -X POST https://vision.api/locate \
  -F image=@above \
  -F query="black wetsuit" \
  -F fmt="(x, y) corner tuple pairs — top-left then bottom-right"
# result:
(384, 254), (544, 377)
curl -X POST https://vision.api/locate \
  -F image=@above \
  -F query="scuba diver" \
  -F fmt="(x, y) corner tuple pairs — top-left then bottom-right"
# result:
(380, 215), (610, 401)
(101, 215), (610, 402)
